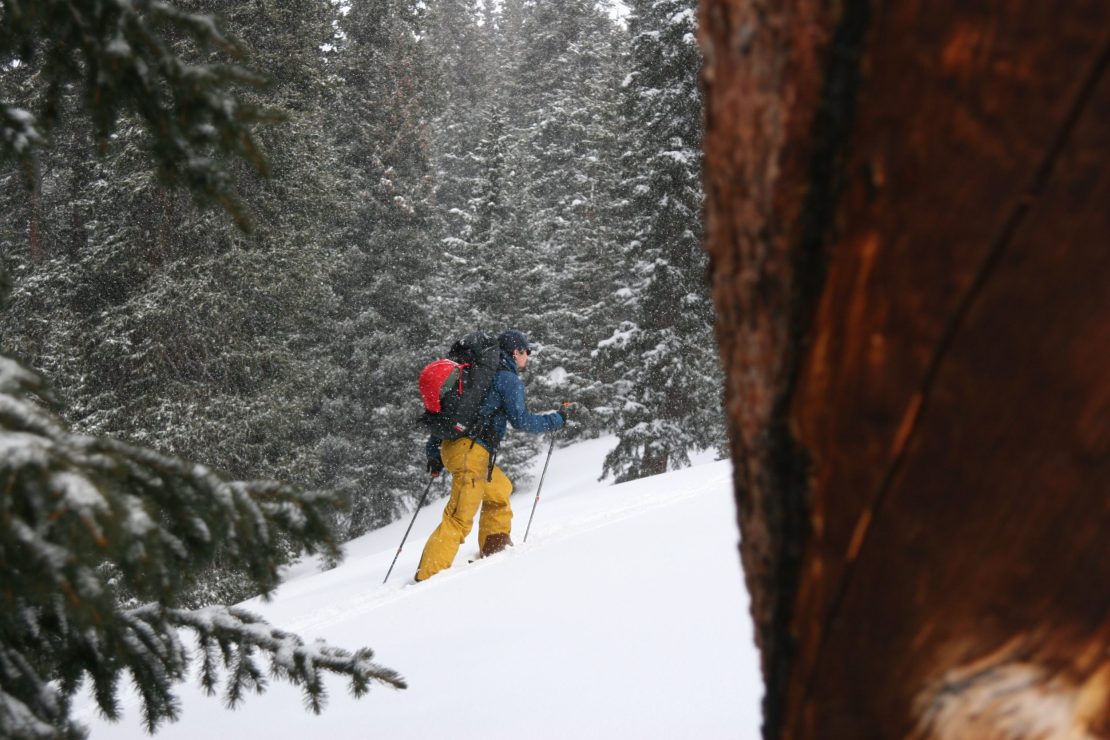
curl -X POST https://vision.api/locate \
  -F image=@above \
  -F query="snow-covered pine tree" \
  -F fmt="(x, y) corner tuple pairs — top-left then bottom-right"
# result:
(443, 0), (525, 332)
(0, 0), (352, 602)
(0, 330), (404, 737)
(415, 0), (632, 474)
(0, 4), (406, 733)
(523, 2), (631, 441)
(484, 1), (630, 446)
(318, 0), (443, 537)
(598, 0), (726, 481)
(458, 2), (514, 308)
(0, 0), (276, 228)
(426, 0), (491, 254)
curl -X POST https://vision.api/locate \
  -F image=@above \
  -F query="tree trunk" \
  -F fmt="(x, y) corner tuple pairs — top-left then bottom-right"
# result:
(640, 443), (669, 478)
(157, 187), (176, 264)
(68, 163), (88, 260)
(29, 168), (43, 265)
(699, 1), (1110, 738)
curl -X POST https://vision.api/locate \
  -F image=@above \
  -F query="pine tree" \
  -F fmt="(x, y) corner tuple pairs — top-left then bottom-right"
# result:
(425, 0), (490, 251)
(526, 2), (631, 440)
(317, 0), (443, 537)
(0, 0), (278, 228)
(0, 4), (406, 733)
(483, 1), (629, 446)
(599, 0), (725, 481)
(0, 0), (351, 601)
(0, 272), (403, 737)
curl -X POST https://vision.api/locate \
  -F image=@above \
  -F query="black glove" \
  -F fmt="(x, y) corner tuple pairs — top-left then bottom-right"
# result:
(427, 458), (444, 477)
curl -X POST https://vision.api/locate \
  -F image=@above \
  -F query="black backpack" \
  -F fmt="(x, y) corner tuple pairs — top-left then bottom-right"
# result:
(418, 331), (501, 440)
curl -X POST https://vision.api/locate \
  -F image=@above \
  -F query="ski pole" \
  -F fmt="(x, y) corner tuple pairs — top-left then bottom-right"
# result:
(524, 402), (573, 544)
(522, 431), (557, 544)
(383, 476), (437, 584)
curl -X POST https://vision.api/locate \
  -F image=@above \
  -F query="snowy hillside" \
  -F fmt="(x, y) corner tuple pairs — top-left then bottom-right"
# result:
(75, 437), (763, 739)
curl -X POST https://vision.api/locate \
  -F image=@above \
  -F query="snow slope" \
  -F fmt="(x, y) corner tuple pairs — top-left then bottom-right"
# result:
(76, 437), (763, 739)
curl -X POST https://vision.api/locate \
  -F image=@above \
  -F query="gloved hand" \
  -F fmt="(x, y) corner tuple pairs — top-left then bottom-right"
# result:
(427, 457), (444, 477)
(556, 401), (575, 424)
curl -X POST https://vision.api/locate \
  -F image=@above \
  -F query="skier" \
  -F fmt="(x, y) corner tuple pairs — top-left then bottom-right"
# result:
(415, 329), (566, 582)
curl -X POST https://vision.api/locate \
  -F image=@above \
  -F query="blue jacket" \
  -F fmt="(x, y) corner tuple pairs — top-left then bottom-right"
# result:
(426, 351), (563, 462)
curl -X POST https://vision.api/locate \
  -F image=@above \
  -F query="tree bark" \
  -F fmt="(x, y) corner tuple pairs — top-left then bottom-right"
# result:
(641, 444), (669, 478)
(699, 1), (1110, 738)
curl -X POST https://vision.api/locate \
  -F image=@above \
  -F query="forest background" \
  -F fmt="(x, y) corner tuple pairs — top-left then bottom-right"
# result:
(0, 0), (724, 607)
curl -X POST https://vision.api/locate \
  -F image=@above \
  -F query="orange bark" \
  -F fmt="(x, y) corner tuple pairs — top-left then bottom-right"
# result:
(700, 1), (1110, 736)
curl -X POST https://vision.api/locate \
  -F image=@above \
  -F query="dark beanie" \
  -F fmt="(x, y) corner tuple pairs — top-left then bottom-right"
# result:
(498, 329), (531, 354)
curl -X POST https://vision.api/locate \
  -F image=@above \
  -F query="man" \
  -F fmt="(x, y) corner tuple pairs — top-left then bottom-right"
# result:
(415, 329), (565, 582)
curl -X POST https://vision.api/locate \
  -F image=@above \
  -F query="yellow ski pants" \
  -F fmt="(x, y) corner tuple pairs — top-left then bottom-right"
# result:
(416, 438), (513, 581)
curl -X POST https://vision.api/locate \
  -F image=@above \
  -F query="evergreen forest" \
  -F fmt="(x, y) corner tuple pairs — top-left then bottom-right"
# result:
(0, 1), (723, 734)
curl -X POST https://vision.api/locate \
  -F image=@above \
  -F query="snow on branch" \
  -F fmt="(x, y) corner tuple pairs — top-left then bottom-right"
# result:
(0, 0), (278, 229)
(166, 605), (406, 715)
(0, 352), (404, 736)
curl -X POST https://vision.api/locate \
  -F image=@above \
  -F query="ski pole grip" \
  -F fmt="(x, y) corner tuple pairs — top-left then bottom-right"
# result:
(557, 401), (573, 425)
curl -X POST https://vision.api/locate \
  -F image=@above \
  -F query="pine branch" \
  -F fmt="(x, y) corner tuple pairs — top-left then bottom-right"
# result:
(164, 605), (406, 713)
(0, 645), (78, 739)
(0, 0), (281, 228)
(0, 353), (405, 736)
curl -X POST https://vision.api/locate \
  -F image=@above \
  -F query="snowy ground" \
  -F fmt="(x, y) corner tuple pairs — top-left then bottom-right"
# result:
(75, 437), (763, 739)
